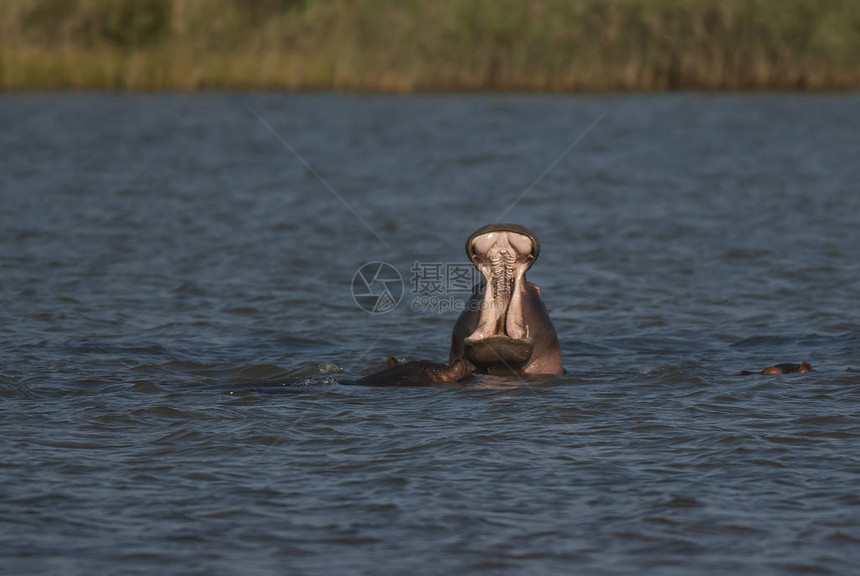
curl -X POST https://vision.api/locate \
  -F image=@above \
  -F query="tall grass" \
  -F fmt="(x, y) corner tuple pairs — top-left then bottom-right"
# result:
(2, 0), (860, 91)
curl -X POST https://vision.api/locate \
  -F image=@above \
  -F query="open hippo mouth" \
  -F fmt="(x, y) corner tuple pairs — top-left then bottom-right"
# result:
(462, 223), (541, 371)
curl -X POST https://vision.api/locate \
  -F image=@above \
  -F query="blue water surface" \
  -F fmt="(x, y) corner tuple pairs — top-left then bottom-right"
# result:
(1, 93), (859, 575)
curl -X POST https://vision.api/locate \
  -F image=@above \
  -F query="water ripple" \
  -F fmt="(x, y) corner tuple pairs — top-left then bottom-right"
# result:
(2, 93), (859, 575)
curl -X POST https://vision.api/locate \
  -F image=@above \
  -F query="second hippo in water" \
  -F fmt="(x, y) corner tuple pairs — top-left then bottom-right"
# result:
(350, 358), (468, 387)
(739, 361), (813, 376)
(450, 224), (563, 375)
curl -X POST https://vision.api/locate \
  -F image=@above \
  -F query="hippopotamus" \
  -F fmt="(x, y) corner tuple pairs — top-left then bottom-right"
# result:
(350, 358), (467, 387)
(450, 224), (563, 375)
(345, 224), (563, 387)
(739, 361), (813, 376)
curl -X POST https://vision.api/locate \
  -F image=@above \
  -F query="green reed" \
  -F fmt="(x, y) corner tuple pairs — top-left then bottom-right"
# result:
(2, 0), (859, 91)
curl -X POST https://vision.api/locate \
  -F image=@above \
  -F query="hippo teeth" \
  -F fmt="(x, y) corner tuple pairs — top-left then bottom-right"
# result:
(476, 249), (526, 340)
(490, 250), (516, 299)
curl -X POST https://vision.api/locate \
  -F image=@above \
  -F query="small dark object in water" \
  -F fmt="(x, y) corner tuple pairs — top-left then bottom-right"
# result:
(348, 358), (467, 387)
(739, 361), (813, 376)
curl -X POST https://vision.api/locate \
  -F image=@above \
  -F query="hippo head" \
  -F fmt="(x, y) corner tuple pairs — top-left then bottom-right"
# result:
(450, 224), (563, 375)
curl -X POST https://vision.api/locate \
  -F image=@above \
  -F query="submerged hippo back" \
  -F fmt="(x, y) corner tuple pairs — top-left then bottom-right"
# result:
(349, 359), (467, 387)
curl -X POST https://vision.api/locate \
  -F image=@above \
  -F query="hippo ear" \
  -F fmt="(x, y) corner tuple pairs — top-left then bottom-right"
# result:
(386, 357), (399, 367)
(800, 361), (813, 372)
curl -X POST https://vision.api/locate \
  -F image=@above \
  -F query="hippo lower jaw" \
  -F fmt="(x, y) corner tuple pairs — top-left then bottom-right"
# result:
(463, 334), (534, 372)
(462, 273), (535, 371)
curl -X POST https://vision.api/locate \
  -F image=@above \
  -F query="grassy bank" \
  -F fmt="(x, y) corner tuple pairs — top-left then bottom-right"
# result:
(2, 0), (860, 91)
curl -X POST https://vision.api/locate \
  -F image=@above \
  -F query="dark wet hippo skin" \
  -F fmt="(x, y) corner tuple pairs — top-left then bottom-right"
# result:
(348, 358), (468, 387)
(450, 224), (563, 375)
(739, 361), (813, 376)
